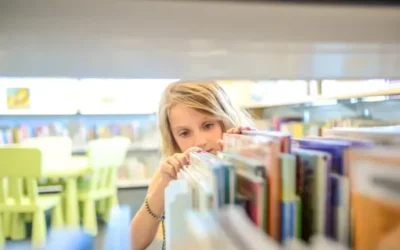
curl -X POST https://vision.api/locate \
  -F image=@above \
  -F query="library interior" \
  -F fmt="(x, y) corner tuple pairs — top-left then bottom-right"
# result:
(0, 1), (399, 250)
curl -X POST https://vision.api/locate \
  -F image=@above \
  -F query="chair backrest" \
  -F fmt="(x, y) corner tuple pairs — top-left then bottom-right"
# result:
(21, 136), (72, 171)
(0, 146), (42, 207)
(86, 136), (130, 191)
(87, 136), (130, 169)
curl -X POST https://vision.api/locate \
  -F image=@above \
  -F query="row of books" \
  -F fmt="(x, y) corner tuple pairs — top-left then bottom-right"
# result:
(0, 121), (147, 146)
(255, 115), (398, 140)
(177, 206), (351, 250)
(164, 127), (400, 250)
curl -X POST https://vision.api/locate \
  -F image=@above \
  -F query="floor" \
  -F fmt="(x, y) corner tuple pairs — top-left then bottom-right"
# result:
(4, 187), (162, 250)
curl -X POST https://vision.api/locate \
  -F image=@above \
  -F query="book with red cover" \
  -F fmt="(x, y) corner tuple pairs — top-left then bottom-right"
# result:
(236, 170), (266, 231)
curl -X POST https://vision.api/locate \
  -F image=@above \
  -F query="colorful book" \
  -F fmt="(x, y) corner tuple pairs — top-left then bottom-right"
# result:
(236, 170), (266, 231)
(292, 148), (332, 241)
(281, 200), (296, 245)
(281, 153), (297, 200)
(222, 133), (281, 241)
(349, 147), (400, 250)
(243, 130), (292, 153)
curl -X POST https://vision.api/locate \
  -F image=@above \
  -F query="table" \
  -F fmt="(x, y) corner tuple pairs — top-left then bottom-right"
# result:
(43, 156), (90, 227)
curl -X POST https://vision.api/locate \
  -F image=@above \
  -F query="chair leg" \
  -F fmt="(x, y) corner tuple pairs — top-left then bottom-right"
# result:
(103, 193), (119, 222)
(0, 213), (5, 250)
(83, 200), (98, 236)
(3, 212), (11, 239)
(31, 210), (46, 248)
(10, 213), (26, 240)
(51, 203), (64, 229)
(97, 199), (107, 218)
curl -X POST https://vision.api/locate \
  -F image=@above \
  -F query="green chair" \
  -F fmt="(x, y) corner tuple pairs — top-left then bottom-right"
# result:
(0, 146), (64, 249)
(78, 136), (130, 235)
(21, 136), (74, 224)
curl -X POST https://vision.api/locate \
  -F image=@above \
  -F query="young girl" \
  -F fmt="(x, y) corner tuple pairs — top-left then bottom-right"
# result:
(130, 81), (254, 250)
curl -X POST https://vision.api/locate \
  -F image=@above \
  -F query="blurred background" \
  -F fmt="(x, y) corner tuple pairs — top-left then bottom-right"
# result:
(0, 0), (399, 249)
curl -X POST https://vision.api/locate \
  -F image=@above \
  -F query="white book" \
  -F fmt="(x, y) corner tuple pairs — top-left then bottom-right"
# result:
(165, 180), (191, 250)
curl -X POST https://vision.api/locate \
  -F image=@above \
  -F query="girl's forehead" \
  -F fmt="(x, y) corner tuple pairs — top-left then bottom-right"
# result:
(169, 104), (215, 127)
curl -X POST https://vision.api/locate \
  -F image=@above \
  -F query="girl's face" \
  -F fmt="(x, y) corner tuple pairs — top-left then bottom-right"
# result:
(169, 104), (224, 155)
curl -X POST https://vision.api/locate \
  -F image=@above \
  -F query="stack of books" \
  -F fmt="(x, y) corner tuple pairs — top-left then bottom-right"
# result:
(164, 127), (400, 250)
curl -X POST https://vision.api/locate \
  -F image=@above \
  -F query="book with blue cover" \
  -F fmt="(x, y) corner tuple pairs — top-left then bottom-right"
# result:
(281, 200), (296, 245)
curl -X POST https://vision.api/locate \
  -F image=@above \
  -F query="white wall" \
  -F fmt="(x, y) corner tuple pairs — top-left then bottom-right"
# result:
(1, 0), (400, 79)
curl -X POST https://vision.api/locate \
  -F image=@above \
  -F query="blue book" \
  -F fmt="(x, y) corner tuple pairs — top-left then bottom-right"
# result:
(281, 200), (296, 244)
(192, 152), (235, 207)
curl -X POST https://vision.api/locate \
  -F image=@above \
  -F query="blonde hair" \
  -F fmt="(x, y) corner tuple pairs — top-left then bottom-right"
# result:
(158, 80), (254, 157)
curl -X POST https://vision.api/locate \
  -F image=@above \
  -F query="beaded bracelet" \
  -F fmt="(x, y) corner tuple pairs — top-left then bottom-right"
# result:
(145, 197), (166, 250)
(144, 197), (165, 221)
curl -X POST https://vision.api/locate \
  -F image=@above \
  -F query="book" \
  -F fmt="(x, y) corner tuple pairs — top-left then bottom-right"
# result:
(236, 170), (266, 231)
(292, 148), (332, 240)
(222, 133), (281, 241)
(323, 128), (400, 146)
(281, 153), (297, 201)
(243, 130), (292, 153)
(349, 147), (400, 250)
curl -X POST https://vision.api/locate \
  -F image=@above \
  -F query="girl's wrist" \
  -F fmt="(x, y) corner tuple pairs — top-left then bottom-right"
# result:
(146, 192), (164, 218)
(146, 177), (169, 217)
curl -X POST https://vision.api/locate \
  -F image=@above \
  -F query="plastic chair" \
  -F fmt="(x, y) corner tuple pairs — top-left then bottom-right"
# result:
(0, 146), (64, 249)
(21, 136), (73, 173)
(21, 137), (74, 222)
(78, 136), (130, 235)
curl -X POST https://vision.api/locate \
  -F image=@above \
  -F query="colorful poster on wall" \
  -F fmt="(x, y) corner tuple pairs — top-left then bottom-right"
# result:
(6, 88), (30, 109)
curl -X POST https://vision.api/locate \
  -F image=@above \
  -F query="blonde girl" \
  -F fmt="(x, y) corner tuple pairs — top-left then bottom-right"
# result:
(130, 81), (254, 250)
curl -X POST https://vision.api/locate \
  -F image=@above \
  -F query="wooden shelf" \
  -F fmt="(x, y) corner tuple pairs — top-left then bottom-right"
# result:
(2, 1), (399, 79)
(244, 88), (400, 109)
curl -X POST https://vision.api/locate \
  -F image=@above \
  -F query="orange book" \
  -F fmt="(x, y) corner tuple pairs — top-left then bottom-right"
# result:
(349, 147), (400, 250)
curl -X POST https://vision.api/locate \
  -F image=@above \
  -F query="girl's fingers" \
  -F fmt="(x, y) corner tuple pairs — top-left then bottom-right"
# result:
(184, 147), (203, 161)
(226, 128), (235, 133)
(162, 162), (177, 179)
(174, 154), (189, 168)
(226, 126), (256, 134)
(167, 157), (181, 174)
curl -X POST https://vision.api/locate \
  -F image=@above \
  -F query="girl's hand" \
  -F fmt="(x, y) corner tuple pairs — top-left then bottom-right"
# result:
(217, 126), (256, 151)
(226, 126), (254, 134)
(159, 147), (203, 182)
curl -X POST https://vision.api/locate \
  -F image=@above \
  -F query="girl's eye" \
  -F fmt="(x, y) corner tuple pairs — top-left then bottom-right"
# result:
(179, 131), (190, 138)
(204, 123), (214, 130)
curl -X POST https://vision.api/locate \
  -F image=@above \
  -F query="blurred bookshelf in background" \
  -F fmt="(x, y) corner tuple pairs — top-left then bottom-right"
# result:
(1, 78), (399, 188)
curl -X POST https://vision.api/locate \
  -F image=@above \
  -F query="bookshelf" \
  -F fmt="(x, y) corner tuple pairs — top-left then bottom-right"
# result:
(71, 144), (159, 155)
(244, 87), (400, 110)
